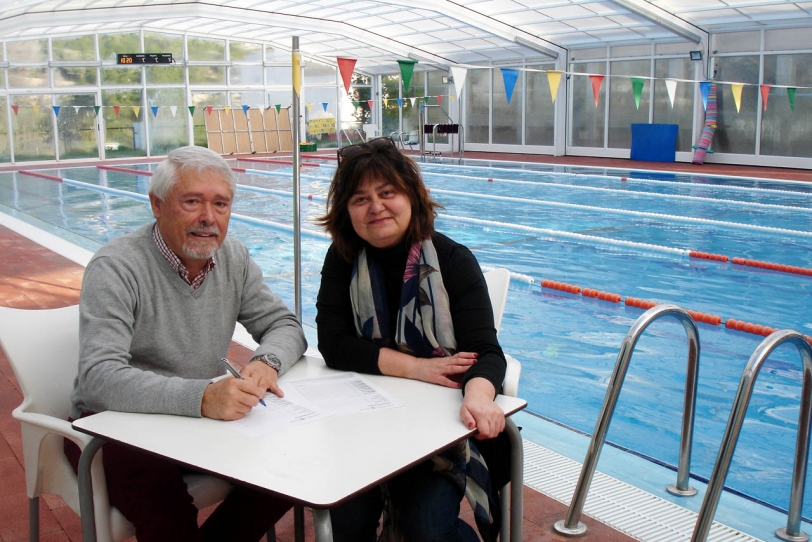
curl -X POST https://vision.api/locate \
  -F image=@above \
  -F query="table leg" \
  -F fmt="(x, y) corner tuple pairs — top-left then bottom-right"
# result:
(312, 508), (333, 542)
(78, 437), (107, 542)
(505, 417), (523, 542)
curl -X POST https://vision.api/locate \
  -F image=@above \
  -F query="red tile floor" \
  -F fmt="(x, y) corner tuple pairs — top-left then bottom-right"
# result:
(3, 151), (810, 541)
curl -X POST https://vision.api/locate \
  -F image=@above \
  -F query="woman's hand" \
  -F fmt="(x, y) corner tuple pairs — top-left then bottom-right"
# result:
(378, 348), (477, 389)
(411, 352), (477, 388)
(460, 377), (505, 439)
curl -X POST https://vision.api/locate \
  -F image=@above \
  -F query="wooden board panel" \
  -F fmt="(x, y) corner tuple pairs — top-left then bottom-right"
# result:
(249, 109), (267, 153)
(263, 108), (278, 130)
(219, 109), (235, 131)
(222, 131), (237, 155)
(236, 131), (252, 154)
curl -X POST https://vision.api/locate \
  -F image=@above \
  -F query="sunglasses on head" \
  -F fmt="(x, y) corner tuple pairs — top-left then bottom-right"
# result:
(336, 136), (397, 164)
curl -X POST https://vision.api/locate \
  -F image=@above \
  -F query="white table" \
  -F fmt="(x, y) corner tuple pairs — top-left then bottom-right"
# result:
(73, 354), (527, 542)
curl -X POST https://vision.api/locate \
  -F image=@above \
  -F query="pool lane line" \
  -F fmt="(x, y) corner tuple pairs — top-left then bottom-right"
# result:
(689, 251), (812, 277)
(97, 165), (152, 176)
(235, 157), (321, 167)
(420, 171), (812, 213)
(420, 160), (812, 196)
(538, 277), (812, 344)
(17, 170), (330, 240)
(430, 187), (812, 238)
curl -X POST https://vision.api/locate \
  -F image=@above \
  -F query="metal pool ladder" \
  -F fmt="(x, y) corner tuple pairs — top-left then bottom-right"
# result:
(692, 330), (812, 542)
(554, 304), (701, 536)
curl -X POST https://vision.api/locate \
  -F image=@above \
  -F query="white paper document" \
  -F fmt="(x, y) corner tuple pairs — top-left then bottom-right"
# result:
(228, 372), (402, 437)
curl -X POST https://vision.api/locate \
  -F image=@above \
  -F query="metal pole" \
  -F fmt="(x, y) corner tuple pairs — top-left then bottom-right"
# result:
(291, 36), (302, 321)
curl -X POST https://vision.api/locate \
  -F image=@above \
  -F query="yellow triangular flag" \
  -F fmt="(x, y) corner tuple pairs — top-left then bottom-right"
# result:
(306, 103), (313, 112)
(224, 106), (231, 114)
(133, 106), (141, 118)
(292, 51), (302, 97)
(731, 83), (743, 113)
(383, 98), (389, 107)
(449, 94), (455, 103)
(546, 70), (563, 103)
(32, 104), (40, 116)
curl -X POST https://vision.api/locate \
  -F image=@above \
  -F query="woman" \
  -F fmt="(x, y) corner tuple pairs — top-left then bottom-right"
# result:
(315, 137), (508, 542)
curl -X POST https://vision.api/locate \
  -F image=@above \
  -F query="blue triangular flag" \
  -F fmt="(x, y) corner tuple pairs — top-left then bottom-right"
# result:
(52, 106), (60, 117)
(322, 102), (328, 112)
(700, 81), (712, 111)
(396, 98), (403, 108)
(500, 68), (519, 105)
(242, 104), (249, 114)
(151, 106), (159, 117)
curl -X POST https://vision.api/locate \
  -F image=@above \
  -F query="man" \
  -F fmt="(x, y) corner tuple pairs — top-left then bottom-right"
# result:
(66, 145), (307, 541)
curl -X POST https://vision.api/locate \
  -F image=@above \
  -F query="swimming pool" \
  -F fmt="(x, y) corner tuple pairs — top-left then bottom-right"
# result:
(2, 157), (811, 530)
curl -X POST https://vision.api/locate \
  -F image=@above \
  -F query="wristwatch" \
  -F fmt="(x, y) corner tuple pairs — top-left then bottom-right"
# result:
(250, 353), (282, 372)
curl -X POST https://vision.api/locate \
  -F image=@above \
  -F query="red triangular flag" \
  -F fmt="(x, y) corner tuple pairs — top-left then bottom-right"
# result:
(337, 58), (357, 94)
(11, 105), (18, 115)
(760, 85), (770, 111)
(437, 95), (443, 104)
(589, 75), (605, 107)
(367, 100), (374, 108)
(206, 105), (213, 115)
(113, 105), (121, 116)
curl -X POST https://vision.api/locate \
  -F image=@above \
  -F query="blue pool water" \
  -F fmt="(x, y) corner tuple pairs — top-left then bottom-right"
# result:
(2, 158), (812, 527)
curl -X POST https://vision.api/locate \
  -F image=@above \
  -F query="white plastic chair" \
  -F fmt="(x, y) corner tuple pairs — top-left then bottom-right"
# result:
(482, 268), (523, 542)
(0, 305), (233, 542)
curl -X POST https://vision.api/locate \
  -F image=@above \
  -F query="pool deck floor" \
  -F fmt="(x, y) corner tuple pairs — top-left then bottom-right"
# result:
(1, 151), (810, 541)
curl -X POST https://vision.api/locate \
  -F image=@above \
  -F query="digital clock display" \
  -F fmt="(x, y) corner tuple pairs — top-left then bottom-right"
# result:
(117, 53), (174, 65)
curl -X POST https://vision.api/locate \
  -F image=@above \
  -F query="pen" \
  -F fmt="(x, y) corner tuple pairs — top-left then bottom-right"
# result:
(220, 358), (267, 407)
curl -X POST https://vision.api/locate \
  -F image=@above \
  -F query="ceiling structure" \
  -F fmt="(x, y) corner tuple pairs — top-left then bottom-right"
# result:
(1, 1), (811, 74)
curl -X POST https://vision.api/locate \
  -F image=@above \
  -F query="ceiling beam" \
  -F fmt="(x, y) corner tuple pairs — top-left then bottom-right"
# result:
(608, 0), (706, 44)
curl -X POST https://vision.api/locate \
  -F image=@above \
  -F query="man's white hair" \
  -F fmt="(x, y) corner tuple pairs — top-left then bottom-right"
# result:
(149, 146), (236, 201)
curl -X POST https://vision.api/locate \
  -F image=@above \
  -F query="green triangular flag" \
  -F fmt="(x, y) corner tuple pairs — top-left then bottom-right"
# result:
(631, 78), (645, 110)
(397, 59), (417, 94)
(352, 101), (360, 108)
(788, 88), (796, 111)
(275, 104), (281, 113)
(93, 105), (101, 116)
(188, 106), (195, 116)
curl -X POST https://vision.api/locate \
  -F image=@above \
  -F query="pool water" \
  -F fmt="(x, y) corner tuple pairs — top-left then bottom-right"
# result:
(2, 158), (812, 523)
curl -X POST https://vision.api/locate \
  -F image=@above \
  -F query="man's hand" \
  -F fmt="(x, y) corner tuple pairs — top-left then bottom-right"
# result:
(201, 377), (264, 420)
(242, 360), (284, 398)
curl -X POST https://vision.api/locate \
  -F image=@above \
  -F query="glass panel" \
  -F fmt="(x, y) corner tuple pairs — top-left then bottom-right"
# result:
(425, 71), (449, 144)
(381, 74), (400, 138)
(402, 71), (424, 135)
(345, 82), (371, 132)
(191, 92), (227, 147)
(0, 97), (10, 162)
(52, 35), (96, 61)
(525, 64), (555, 146)
(99, 33), (141, 63)
(12, 94), (55, 161)
(713, 55), (758, 155)
(267, 90), (290, 111)
(765, 28), (809, 52)
(570, 61), (605, 147)
(465, 67), (489, 144)
(304, 87), (338, 149)
(712, 32), (760, 54)
(53, 67), (97, 87)
(143, 32), (184, 62)
(266, 66), (292, 85)
(55, 94), (98, 159)
(8, 39), (48, 62)
(608, 59), (650, 149)
(147, 87), (188, 155)
(231, 91), (264, 108)
(8, 67), (49, 88)
(761, 53), (812, 158)
(653, 58), (694, 152)
(102, 89), (146, 158)
(230, 41), (262, 63)
(265, 46), (289, 62)
(188, 37), (225, 62)
(145, 65), (184, 85)
(493, 68), (522, 144)
(102, 67), (142, 86)
(304, 63), (336, 85)
(189, 66), (226, 85)
(231, 65), (262, 85)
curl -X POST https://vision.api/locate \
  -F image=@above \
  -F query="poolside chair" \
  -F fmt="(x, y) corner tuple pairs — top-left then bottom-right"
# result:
(483, 268), (523, 542)
(0, 305), (237, 542)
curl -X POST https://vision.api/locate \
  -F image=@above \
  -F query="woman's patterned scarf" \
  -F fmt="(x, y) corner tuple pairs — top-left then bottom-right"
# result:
(349, 238), (500, 541)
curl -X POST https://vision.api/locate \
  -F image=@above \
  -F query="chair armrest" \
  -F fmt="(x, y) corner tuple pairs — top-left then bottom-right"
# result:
(502, 354), (521, 398)
(12, 407), (95, 448)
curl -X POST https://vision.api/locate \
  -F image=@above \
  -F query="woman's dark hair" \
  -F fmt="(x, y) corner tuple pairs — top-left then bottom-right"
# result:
(316, 138), (442, 262)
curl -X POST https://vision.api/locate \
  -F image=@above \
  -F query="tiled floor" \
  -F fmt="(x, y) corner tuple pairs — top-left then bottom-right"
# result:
(0, 221), (635, 541)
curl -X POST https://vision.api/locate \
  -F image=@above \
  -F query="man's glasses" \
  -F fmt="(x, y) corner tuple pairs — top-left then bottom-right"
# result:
(336, 136), (397, 165)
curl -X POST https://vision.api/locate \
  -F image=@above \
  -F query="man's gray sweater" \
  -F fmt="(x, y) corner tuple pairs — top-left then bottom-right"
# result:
(70, 223), (307, 418)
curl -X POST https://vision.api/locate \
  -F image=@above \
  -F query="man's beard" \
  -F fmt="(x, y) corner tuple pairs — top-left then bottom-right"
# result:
(182, 225), (221, 260)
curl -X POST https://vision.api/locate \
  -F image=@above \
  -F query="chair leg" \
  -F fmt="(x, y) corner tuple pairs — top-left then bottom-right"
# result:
(499, 483), (509, 541)
(266, 525), (276, 542)
(294, 505), (305, 542)
(506, 417), (524, 542)
(29, 497), (39, 542)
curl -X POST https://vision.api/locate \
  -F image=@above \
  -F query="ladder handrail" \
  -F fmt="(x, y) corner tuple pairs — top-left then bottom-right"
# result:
(692, 330), (812, 542)
(554, 304), (700, 536)
(337, 128), (367, 149)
